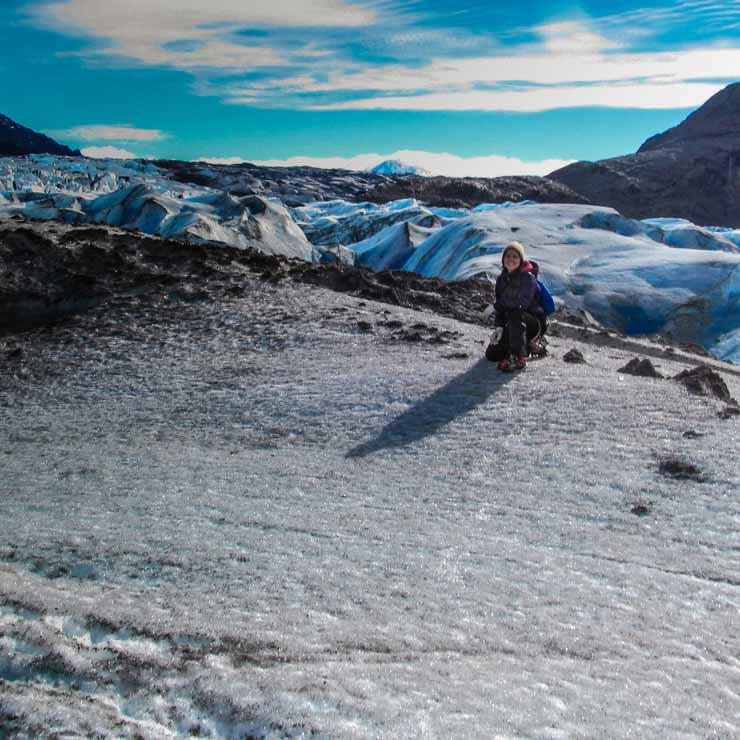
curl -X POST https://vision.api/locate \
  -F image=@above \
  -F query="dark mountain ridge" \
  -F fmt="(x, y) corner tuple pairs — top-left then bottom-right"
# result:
(155, 159), (589, 210)
(548, 82), (740, 227)
(0, 113), (80, 157)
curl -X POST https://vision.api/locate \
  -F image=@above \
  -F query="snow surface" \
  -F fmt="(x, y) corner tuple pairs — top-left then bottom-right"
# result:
(1, 278), (739, 737)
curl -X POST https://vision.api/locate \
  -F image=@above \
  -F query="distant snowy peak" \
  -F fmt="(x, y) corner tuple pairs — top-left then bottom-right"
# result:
(0, 113), (80, 158)
(368, 159), (430, 177)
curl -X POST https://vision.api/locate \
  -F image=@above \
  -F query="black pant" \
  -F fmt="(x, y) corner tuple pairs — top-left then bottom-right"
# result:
(485, 309), (542, 361)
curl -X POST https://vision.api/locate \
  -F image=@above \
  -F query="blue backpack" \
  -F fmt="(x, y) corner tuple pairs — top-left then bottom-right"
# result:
(538, 279), (556, 315)
(528, 260), (556, 315)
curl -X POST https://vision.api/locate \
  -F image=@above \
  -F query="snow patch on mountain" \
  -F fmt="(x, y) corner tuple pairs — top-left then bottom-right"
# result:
(367, 159), (431, 176)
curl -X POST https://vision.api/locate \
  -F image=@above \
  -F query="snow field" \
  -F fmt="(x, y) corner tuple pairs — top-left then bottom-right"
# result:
(1, 279), (739, 737)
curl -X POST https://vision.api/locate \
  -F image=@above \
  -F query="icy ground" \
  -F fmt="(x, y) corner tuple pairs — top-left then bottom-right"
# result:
(1, 277), (738, 738)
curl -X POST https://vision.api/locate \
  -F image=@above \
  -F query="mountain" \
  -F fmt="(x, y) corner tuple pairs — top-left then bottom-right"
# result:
(547, 83), (740, 227)
(356, 174), (590, 209)
(367, 159), (430, 176)
(0, 113), (80, 157)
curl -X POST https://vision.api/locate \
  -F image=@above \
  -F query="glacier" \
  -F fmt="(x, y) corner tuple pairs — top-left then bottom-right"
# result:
(2, 154), (740, 362)
(303, 200), (740, 362)
(0, 155), (314, 261)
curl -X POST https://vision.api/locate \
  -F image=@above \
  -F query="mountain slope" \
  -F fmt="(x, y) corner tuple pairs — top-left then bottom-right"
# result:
(0, 113), (80, 157)
(547, 83), (740, 227)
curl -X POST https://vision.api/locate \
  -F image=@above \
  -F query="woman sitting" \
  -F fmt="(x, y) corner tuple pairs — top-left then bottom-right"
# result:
(485, 241), (545, 371)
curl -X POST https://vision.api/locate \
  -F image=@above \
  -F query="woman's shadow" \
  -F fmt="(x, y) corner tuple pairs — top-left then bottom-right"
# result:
(346, 357), (513, 458)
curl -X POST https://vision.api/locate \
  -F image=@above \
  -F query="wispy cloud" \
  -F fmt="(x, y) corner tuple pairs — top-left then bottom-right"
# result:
(197, 150), (574, 178)
(309, 82), (726, 112)
(81, 145), (138, 159)
(52, 124), (167, 142)
(594, 0), (740, 38)
(217, 20), (740, 111)
(30, 0), (377, 70)
(26, 1), (740, 112)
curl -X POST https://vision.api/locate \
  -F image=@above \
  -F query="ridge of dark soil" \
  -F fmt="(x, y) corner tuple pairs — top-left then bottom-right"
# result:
(1, 220), (737, 377)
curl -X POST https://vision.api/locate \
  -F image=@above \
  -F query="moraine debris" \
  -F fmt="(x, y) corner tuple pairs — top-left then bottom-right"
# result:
(562, 348), (587, 364)
(618, 357), (664, 378)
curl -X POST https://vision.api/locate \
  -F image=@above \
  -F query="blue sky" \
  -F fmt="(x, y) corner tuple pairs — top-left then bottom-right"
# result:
(2, 0), (739, 175)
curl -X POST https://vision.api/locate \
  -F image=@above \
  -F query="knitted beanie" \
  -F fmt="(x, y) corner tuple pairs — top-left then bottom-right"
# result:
(502, 241), (526, 264)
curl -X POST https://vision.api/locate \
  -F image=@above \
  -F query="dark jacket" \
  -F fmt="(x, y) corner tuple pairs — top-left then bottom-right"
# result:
(494, 263), (543, 326)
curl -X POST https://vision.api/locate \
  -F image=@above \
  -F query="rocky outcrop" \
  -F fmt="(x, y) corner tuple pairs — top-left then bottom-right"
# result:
(355, 174), (590, 210)
(547, 83), (740, 227)
(155, 159), (393, 206)
(0, 113), (80, 157)
(156, 159), (589, 210)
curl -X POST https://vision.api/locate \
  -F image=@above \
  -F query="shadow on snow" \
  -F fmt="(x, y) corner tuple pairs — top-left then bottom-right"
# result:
(346, 357), (513, 458)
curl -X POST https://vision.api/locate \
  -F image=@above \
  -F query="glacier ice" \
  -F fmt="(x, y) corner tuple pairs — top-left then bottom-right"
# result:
(0, 156), (313, 260)
(2, 154), (740, 361)
(322, 201), (740, 361)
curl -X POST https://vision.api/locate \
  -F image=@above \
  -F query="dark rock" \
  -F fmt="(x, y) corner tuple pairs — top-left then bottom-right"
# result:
(0, 112), (80, 157)
(674, 364), (736, 404)
(398, 330), (424, 342)
(442, 352), (470, 360)
(718, 405), (740, 420)
(682, 430), (705, 439)
(562, 348), (586, 364)
(631, 503), (652, 516)
(548, 83), (740, 227)
(168, 286), (211, 302)
(618, 357), (664, 378)
(658, 458), (706, 482)
(354, 174), (589, 209)
(356, 320), (372, 332)
(439, 330), (462, 340)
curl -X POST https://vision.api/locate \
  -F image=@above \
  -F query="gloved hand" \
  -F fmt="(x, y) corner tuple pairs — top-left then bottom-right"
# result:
(489, 326), (504, 345)
(482, 304), (495, 321)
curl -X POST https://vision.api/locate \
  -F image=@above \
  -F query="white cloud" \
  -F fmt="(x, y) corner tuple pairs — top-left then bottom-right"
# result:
(265, 23), (739, 103)
(29, 3), (740, 113)
(81, 145), (138, 159)
(311, 81), (726, 112)
(55, 124), (166, 142)
(197, 150), (575, 178)
(33, 0), (375, 70)
(216, 20), (740, 111)
(196, 157), (248, 166)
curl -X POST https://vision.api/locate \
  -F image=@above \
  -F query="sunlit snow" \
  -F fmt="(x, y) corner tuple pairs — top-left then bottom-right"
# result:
(1, 280), (738, 737)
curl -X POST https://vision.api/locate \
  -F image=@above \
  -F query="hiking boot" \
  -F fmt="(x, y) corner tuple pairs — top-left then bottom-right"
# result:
(528, 336), (547, 357)
(497, 356), (512, 372)
(513, 355), (527, 370)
